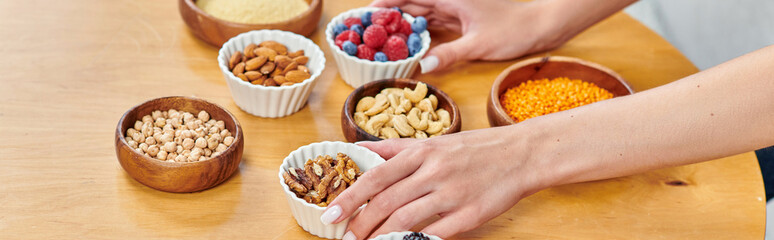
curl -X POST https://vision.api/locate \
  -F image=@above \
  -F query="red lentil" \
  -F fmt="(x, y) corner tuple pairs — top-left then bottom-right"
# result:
(499, 77), (613, 122)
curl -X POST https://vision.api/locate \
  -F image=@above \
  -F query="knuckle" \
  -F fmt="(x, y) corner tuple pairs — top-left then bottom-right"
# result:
(390, 208), (415, 229)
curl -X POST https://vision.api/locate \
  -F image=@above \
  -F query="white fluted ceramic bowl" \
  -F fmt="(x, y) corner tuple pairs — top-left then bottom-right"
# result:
(325, 7), (431, 88)
(372, 231), (444, 240)
(278, 141), (385, 239)
(218, 30), (326, 118)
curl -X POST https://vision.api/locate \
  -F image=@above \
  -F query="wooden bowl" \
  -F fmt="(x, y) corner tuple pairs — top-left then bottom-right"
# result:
(487, 56), (634, 127)
(341, 78), (462, 142)
(115, 96), (244, 193)
(178, 0), (323, 47)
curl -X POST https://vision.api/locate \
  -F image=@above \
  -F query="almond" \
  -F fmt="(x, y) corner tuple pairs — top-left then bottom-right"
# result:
(260, 61), (276, 75)
(259, 41), (288, 55)
(280, 82), (295, 86)
(244, 71), (263, 81)
(293, 56), (309, 65)
(263, 78), (277, 87)
(297, 65), (309, 74)
(270, 68), (283, 78)
(244, 43), (258, 59)
(236, 73), (248, 82)
(286, 70), (311, 83)
(228, 51), (242, 70)
(275, 55), (292, 69)
(283, 61), (298, 75)
(250, 78), (265, 85)
(274, 75), (288, 85)
(288, 50), (305, 58)
(232, 62), (245, 75)
(245, 56), (267, 71)
(253, 47), (277, 61)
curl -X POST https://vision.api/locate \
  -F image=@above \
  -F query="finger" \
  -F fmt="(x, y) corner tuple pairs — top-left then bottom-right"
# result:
(420, 34), (477, 74)
(370, 0), (435, 8)
(421, 207), (483, 239)
(357, 138), (417, 160)
(367, 193), (447, 238)
(323, 149), (423, 224)
(347, 174), (433, 239)
(398, 3), (432, 17)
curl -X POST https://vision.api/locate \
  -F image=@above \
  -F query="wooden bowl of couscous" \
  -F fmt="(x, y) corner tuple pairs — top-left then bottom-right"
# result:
(179, 0), (322, 47)
(487, 56), (634, 127)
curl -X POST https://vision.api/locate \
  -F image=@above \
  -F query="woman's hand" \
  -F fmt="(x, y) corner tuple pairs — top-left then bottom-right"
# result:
(370, 0), (566, 73)
(321, 128), (547, 239)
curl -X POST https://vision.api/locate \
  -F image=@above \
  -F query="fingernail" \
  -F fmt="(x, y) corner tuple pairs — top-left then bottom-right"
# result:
(342, 231), (356, 240)
(354, 141), (369, 145)
(420, 56), (438, 74)
(320, 205), (342, 225)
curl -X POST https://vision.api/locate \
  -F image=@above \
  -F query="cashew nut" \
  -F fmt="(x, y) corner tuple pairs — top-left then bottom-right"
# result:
(381, 87), (404, 97)
(356, 96), (375, 112)
(364, 95), (389, 116)
(414, 130), (428, 139)
(428, 94), (438, 109)
(407, 108), (428, 131)
(417, 98), (437, 120)
(436, 109), (451, 127)
(404, 82), (428, 103)
(364, 113), (389, 136)
(426, 121), (444, 135)
(391, 114), (415, 137)
(399, 98), (412, 113)
(388, 93), (406, 114)
(380, 127), (400, 139)
(354, 112), (368, 129)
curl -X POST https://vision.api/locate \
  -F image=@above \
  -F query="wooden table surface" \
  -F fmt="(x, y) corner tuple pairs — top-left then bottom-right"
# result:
(0, 0), (765, 239)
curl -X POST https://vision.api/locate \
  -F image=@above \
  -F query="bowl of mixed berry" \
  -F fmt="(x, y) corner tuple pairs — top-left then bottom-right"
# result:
(325, 7), (430, 88)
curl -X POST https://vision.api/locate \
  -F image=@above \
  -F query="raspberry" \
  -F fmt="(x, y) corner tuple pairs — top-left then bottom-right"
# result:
(412, 16), (427, 33)
(356, 44), (377, 60)
(335, 30), (361, 49)
(371, 8), (401, 26)
(344, 17), (362, 28)
(399, 19), (413, 36)
(374, 52), (388, 62)
(342, 41), (358, 56)
(382, 35), (408, 61)
(390, 33), (407, 42)
(385, 18), (402, 34)
(333, 23), (348, 37)
(350, 24), (364, 36)
(403, 232), (429, 240)
(407, 33), (422, 56)
(361, 12), (372, 28)
(363, 24), (388, 49)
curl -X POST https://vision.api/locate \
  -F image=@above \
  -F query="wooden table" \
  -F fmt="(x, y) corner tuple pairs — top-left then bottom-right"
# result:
(0, 0), (765, 239)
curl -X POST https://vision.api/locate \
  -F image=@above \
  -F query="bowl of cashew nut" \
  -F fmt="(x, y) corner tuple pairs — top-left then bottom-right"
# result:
(341, 78), (461, 142)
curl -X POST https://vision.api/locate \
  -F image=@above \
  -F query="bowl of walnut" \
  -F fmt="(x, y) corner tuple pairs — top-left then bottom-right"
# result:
(341, 78), (461, 142)
(218, 30), (326, 118)
(115, 96), (244, 193)
(279, 141), (385, 239)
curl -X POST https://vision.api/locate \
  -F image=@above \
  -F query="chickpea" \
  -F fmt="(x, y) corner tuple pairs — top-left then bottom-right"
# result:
(134, 121), (143, 131)
(167, 152), (177, 161)
(223, 136), (234, 146)
(204, 148), (212, 157)
(144, 136), (156, 145)
(142, 115), (153, 124)
(182, 138), (195, 150)
(141, 124), (153, 138)
(160, 133), (173, 144)
(127, 140), (138, 149)
(168, 109), (179, 118)
(220, 129), (231, 138)
(207, 136), (219, 150)
(126, 128), (137, 138)
(151, 110), (163, 119)
(176, 145), (183, 154)
(156, 150), (167, 160)
(216, 143), (228, 153)
(195, 129), (206, 139)
(175, 154), (187, 162)
(209, 126), (219, 135)
(163, 142), (176, 153)
(199, 156), (207, 161)
(154, 117), (166, 128)
(182, 112), (195, 124)
(147, 145), (160, 157)
(175, 137), (183, 145)
(206, 119), (216, 127)
(131, 131), (144, 142)
(152, 132), (162, 143)
(216, 120), (226, 131)
(195, 137), (207, 149)
(198, 110), (210, 122)
(139, 143), (149, 153)
(185, 121), (198, 131)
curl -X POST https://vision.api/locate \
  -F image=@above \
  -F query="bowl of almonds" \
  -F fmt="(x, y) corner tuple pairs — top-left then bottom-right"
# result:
(115, 96), (243, 193)
(218, 30), (326, 118)
(279, 141), (385, 238)
(341, 78), (461, 142)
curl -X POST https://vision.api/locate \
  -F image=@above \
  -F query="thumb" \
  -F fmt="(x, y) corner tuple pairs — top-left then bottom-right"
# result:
(420, 35), (476, 74)
(356, 138), (417, 160)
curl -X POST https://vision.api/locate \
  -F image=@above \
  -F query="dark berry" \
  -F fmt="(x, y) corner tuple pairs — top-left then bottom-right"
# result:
(403, 232), (430, 240)
(335, 30), (361, 49)
(392, 7), (403, 15)
(361, 11), (373, 27)
(350, 24), (364, 36)
(383, 35), (408, 61)
(343, 41), (358, 56)
(412, 16), (427, 33)
(333, 23), (348, 37)
(344, 17), (362, 28)
(374, 52), (388, 62)
(356, 44), (377, 60)
(363, 24), (388, 49)
(408, 33), (422, 56)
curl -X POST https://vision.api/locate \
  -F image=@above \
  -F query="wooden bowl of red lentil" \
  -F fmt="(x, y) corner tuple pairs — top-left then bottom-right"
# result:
(487, 56), (634, 127)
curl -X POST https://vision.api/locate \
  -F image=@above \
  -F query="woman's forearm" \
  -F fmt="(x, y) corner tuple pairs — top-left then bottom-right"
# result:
(514, 45), (774, 189)
(534, 0), (638, 49)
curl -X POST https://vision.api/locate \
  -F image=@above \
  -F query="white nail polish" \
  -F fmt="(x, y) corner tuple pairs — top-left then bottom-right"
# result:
(320, 205), (342, 225)
(342, 231), (356, 240)
(354, 141), (369, 145)
(420, 56), (439, 74)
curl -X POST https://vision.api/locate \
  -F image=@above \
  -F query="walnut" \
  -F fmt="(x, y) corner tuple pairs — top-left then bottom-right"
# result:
(284, 153), (363, 205)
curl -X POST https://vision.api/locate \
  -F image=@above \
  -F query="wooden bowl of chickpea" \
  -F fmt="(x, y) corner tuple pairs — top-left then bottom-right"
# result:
(115, 96), (244, 193)
(487, 56), (634, 127)
(341, 78), (462, 142)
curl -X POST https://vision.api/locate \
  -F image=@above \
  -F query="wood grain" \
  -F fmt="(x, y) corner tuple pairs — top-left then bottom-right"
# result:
(0, 0), (764, 239)
(341, 78), (461, 142)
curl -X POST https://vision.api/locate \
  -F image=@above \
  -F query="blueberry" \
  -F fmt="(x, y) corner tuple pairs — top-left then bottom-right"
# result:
(350, 24), (364, 36)
(411, 16), (427, 33)
(407, 33), (422, 56)
(392, 7), (403, 15)
(374, 52), (388, 62)
(343, 41), (358, 56)
(402, 232), (430, 240)
(333, 23), (348, 37)
(361, 12), (372, 27)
